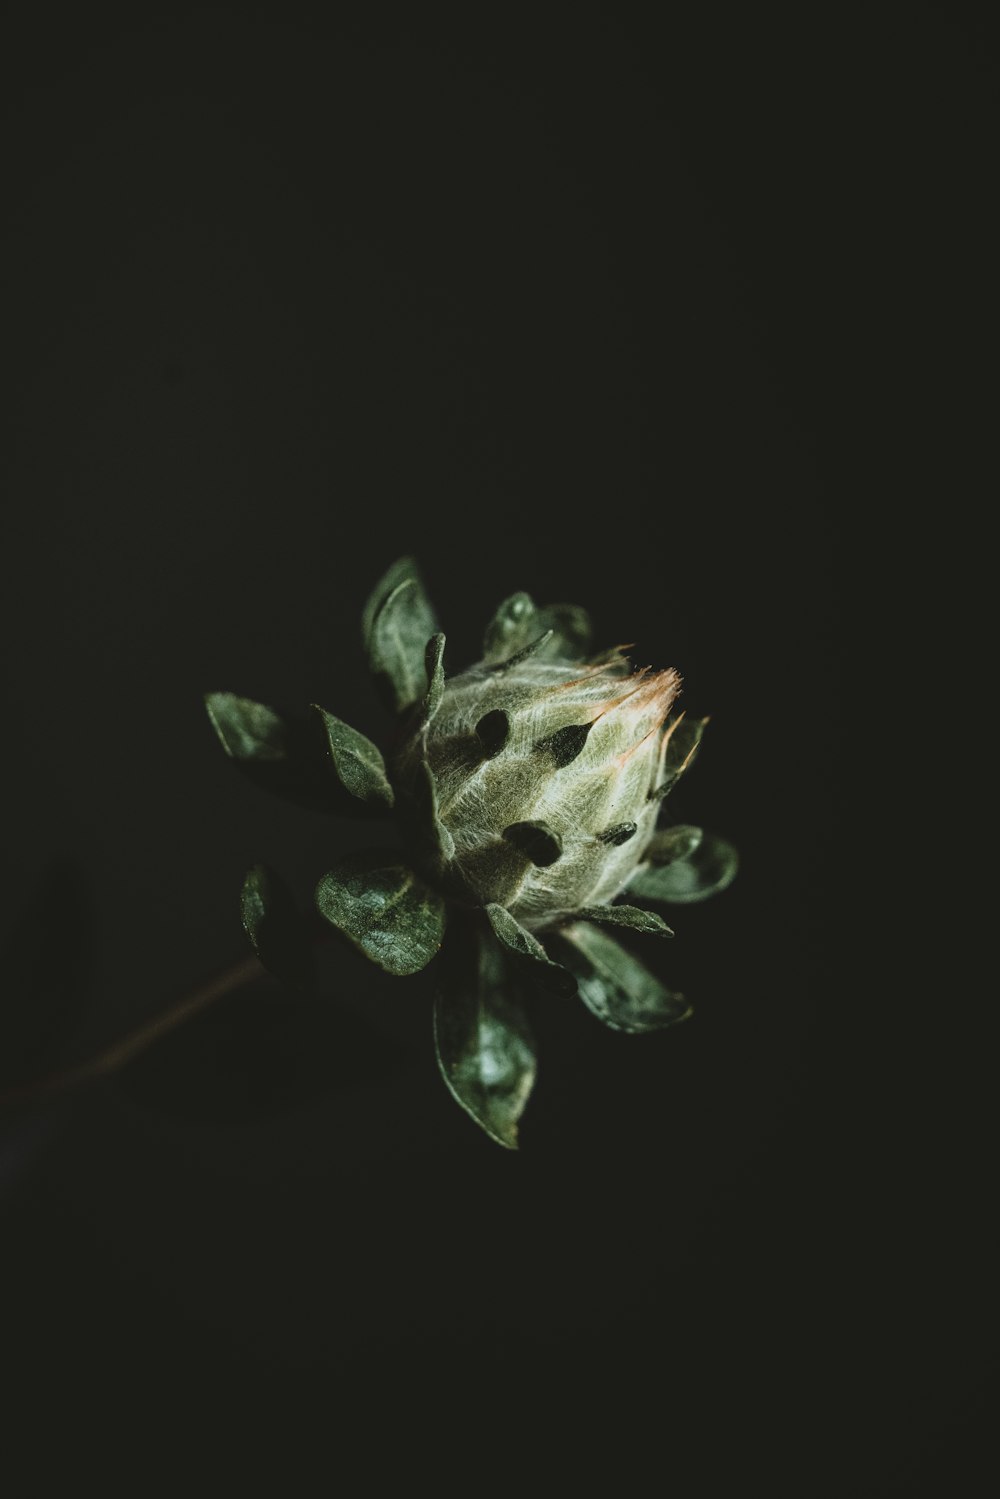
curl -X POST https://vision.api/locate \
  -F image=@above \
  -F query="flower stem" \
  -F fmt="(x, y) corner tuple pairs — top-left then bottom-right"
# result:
(0, 953), (265, 1110)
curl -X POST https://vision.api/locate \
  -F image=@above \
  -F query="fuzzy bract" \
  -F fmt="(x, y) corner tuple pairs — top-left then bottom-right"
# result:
(395, 652), (686, 929)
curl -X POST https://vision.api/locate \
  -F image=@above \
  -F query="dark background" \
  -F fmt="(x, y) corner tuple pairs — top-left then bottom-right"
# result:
(0, 3), (992, 1491)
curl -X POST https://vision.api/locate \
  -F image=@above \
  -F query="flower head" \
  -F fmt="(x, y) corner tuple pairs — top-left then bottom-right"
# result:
(205, 558), (737, 1148)
(397, 651), (683, 926)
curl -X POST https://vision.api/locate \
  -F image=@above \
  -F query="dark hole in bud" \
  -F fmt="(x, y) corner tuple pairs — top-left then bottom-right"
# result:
(475, 708), (510, 758)
(502, 821), (563, 867)
(598, 821), (637, 846)
(537, 722), (591, 768)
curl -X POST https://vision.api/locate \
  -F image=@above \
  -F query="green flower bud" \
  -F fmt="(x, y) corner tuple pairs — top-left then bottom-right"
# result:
(395, 646), (685, 931)
(208, 560), (735, 1147)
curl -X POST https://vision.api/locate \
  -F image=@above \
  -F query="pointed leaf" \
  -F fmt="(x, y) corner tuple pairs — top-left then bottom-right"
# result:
(312, 706), (394, 811)
(492, 629), (555, 672)
(434, 930), (536, 1148)
(363, 559), (439, 715)
(205, 692), (287, 762)
(241, 864), (315, 991)
(654, 715), (709, 799)
(420, 632), (447, 727)
(645, 824), (703, 865)
(566, 905), (674, 938)
(485, 904), (577, 995)
(629, 833), (739, 905)
(554, 922), (690, 1033)
(315, 853), (446, 975)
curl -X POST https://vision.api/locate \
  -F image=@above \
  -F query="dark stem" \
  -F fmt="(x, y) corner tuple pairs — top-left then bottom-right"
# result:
(1, 953), (265, 1111)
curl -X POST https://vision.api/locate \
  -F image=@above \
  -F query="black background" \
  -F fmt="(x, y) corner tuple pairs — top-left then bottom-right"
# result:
(1, 3), (992, 1492)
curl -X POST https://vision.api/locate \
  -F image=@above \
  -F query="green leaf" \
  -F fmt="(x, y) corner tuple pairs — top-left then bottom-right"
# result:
(483, 592), (592, 665)
(485, 904), (577, 995)
(645, 824), (703, 865)
(204, 692), (287, 762)
(241, 864), (315, 991)
(553, 922), (691, 1033)
(654, 714), (709, 799)
(361, 555), (419, 643)
(315, 853), (446, 976)
(628, 832), (739, 905)
(420, 633), (447, 727)
(565, 904), (674, 938)
(493, 628), (555, 671)
(434, 930), (536, 1149)
(362, 558), (439, 714)
(312, 706), (394, 811)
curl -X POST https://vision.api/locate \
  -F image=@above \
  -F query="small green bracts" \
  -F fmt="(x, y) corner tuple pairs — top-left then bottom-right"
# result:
(205, 558), (737, 1147)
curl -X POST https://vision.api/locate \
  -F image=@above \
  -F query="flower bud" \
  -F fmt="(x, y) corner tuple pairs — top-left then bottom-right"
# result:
(395, 649), (682, 930)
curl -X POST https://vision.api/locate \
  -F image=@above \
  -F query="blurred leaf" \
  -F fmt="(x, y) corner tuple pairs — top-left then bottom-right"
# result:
(240, 864), (316, 992)
(363, 558), (439, 715)
(204, 692), (287, 762)
(538, 602), (592, 660)
(485, 904), (577, 995)
(315, 853), (446, 976)
(434, 929), (536, 1149)
(553, 922), (691, 1033)
(312, 706), (395, 811)
(483, 591), (592, 665)
(628, 833), (739, 905)
(360, 555), (421, 643)
(482, 591), (537, 662)
(645, 824), (703, 865)
(565, 904), (674, 938)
